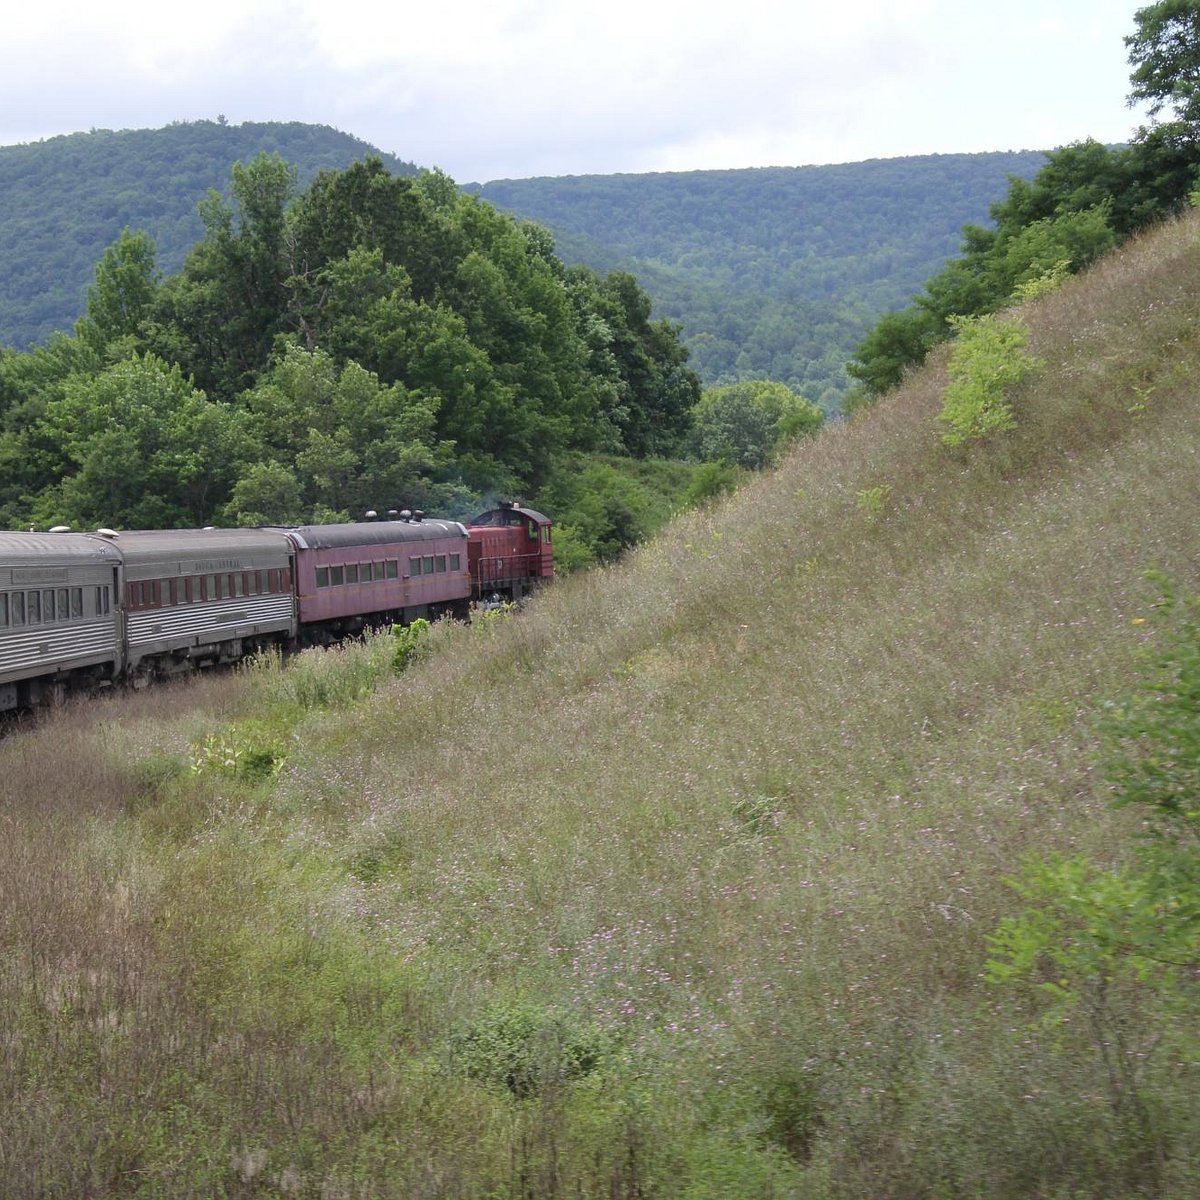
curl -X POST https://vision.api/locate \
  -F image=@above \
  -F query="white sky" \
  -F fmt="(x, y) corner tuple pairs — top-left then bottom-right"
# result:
(1, 0), (1149, 183)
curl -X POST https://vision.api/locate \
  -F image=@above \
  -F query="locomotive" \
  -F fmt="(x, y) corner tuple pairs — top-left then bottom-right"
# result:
(0, 502), (552, 712)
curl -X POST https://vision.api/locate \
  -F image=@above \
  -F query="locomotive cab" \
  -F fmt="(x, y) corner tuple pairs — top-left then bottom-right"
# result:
(466, 501), (553, 602)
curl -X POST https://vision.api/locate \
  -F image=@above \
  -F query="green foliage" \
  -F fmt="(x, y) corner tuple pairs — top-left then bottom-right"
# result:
(74, 228), (160, 358)
(848, 136), (1171, 403)
(691, 380), (822, 469)
(680, 460), (743, 508)
(989, 577), (1200, 1142)
(845, 306), (943, 399)
(0, 120), (418, 350)
(1126, 1), (1200, 138)
(855, 484), (891, 524)
(0, 148), (708, 532)
(536, 460), (651, 564)
(189, 726), (287, 781)
(391, 617), (431, 674)
(477, 152), (1048, 404)
(938, 314), (1040, 447)
(233, 342), (454, 522)
(449, 1001), (609, 1097)
(534, 453), (707, 567)
(30, 353), (255, 528)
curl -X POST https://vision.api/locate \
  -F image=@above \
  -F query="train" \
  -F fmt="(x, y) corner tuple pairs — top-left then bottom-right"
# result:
(0, 501), (552, 713)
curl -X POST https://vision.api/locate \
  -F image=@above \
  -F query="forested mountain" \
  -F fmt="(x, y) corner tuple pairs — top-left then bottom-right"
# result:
(473, 152), (1048, 405)
(1, 124), (1044, 406)
(0, 121), (417, 348)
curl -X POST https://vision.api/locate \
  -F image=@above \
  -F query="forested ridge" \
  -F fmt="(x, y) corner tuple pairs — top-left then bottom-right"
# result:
(0, 120), (417, 349)
(0, 121), (1043, 405)
(474, 152), (1047, 404)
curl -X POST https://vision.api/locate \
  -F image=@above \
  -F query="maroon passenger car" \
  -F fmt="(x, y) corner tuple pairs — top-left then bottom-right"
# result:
(466, 502), (553, 603)
(284, 518), (471, 642)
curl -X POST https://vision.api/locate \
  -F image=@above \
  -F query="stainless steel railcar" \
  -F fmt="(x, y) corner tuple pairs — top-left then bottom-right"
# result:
(0, 532), (123, 711)
(116, 528), (297, 678)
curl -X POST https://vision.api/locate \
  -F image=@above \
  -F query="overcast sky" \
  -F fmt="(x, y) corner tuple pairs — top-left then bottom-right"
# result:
(2, 0), (1149, 183)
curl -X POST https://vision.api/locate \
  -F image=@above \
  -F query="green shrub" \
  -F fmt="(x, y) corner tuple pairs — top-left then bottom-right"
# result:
(988, 577), (1200, 1173)
(939, 313), (1041, 446)
(391, 617), (430, 674)
(449, 1001), (609, 1098)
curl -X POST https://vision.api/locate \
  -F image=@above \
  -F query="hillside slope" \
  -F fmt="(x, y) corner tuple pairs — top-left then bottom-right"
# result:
(0, 120), (417, 347)
(3, 214), (1199, 1196)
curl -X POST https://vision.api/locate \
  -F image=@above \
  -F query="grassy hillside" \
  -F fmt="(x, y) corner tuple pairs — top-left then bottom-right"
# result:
(0, 120), (417, 348)
(475, 152), (1048, 403)
(3, 213), (1199, 1195)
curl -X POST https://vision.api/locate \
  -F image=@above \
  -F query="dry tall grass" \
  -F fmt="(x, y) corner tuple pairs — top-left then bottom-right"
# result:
(3, 213), (1200, 1196)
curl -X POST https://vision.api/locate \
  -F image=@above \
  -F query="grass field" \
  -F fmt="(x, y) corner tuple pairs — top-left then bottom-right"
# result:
(2, 213), (1199, 1197)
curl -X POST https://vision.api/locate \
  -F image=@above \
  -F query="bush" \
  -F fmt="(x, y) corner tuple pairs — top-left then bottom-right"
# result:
(939, 313), (1040, 446)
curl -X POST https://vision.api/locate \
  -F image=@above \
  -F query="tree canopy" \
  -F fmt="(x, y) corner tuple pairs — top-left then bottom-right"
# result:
(0, 154), (707, 543)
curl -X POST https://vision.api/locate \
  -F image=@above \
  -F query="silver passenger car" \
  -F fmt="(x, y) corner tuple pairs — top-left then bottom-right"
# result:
(0, 532), (123, 710)
(115, 529), (296, 675)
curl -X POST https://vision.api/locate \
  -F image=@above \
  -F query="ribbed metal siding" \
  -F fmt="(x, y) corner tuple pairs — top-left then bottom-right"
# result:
(127, 594), (295, 649)
(0, 620), (118, 682)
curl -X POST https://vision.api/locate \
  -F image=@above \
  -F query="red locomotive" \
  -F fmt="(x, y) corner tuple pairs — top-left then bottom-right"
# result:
(466, 501), (554, 604)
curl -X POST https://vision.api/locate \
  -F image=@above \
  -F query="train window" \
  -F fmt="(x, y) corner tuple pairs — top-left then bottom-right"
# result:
(316, 567), (329, 588)
(434, 555), (446, 573)
(246, 573), (257, 596)
(543, 528), (552, 544)
(330, 566), (344, 586)
(282, 568), (292, 591)
(12, 593), (24, 626)
(423, 555), (434, 574)
(205, 575), (216, 600)
(385, 559), (398, 579)
(233, 574), (245, 598)
(257, 570), (268, 594)
(409, 557), (422, 577)
(450, 553), (461, 571)
(0, 594), (7, 627)
(56, 588), (69, 619)
(529, 522), (537, 539)
(43, 590), (56, 621)
(71, 588), (83, 618)
(27, 592), (41, 625)
(345, 564), (359, 584)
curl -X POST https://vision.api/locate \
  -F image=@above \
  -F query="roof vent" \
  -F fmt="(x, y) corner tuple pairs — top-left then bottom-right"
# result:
(48, 525), (72, 533)
(412, 510), (424, 523)
(95, 528), (120, 539)
(399, 509), (412, 522)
